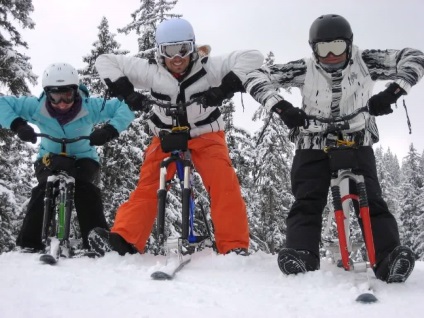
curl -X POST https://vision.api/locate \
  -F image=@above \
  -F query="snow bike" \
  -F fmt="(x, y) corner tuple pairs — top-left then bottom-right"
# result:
(147, 98), (215, 279)
(300, 107), (378, 302)
(36, 133), (90, 264)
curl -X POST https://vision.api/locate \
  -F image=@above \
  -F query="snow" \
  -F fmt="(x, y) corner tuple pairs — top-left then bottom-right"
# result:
(0, 250), (423, 318)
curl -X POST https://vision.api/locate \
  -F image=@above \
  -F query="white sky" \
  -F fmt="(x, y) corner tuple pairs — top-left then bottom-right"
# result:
(0, 250), (423, 317)
(19, 0), (424, 160)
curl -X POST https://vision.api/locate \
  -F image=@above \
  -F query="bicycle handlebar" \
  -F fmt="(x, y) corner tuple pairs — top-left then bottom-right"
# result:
(300, 106), (369, 134)
(35, 133), (90, 144)
(35, 133), (90, 154)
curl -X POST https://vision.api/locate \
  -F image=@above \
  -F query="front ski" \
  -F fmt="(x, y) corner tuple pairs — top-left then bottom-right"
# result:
(356, 292), (378, 303)
(39, 254), (58, 265)
(151, 258), (191, 280)
(353, 268), (378, 303)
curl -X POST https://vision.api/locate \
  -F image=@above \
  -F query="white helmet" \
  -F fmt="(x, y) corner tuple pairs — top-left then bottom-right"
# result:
(42, 63), (79, 90)
(155, 18), (195, 45)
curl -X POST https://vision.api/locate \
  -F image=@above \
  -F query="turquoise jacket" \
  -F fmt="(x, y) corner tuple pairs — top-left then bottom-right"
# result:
(0, 88), (135, 162)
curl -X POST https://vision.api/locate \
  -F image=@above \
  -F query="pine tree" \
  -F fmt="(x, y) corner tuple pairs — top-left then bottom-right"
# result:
(248, 52), (294, 253)
(0, 0), (37, 95)
(412, 150), (424, 259)
(118, 0), (181, 58)
(375, 146), (402, 223)
(0, 129), (35, 252)
(78, 17), (129, 96)
(399, 143), (423, 248)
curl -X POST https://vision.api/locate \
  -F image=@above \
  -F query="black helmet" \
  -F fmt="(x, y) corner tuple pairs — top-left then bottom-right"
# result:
(309, 14), (353, 45)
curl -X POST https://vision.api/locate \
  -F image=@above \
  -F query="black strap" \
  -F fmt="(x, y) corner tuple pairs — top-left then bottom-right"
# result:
(149, 107), (221, 129)
(151, 90), (171, 101)
(194, 108), (221, 127)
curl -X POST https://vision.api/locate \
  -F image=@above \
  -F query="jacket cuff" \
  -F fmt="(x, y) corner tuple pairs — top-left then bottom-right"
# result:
(394, 79), (411, 94)
(265, 95), (285, 112)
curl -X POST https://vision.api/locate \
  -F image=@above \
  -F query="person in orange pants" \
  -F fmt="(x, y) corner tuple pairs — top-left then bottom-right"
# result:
(112, 132), (249, 254)
(88, 18), (264, 256)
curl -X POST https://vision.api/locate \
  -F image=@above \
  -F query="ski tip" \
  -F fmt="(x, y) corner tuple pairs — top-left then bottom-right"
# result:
(356, 293), (378, 304)
(39, 254), (57, 265)
(151, 271), (173, 280)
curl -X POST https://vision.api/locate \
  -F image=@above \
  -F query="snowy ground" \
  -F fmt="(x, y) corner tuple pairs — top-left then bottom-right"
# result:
(0, 249), (423, 318)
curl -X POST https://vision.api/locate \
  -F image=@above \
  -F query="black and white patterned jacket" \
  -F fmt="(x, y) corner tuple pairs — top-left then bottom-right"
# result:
(246, 46), (424, 149)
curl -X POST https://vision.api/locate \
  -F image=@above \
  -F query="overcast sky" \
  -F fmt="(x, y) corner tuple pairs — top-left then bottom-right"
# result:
(20, 0), (424, 160)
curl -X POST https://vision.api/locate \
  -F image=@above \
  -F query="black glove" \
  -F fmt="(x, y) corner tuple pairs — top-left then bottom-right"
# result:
(203, 71), (244, 107)
(104, 76), (148, 112)
(271, 100), (309, 129)
(89, 124), (119, 146)
(368, 82), (405, 116)
(124, 92), (148, 112)
(10, 117), (37, 143)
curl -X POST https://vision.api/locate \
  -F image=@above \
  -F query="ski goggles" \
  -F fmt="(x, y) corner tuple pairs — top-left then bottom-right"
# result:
(158, 41), (194, 59)
(314, 40), (348, 58)
(47, 88), (76, 104)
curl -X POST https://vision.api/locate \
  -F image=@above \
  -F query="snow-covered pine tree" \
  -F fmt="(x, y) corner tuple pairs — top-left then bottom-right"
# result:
(248, 52), (294, 254)
(0, 129), (36, 252)
(382, 147), (402, 222)
(0, 0), (37, 95)
(412, 150), (424, 259)
(78, 17), (129, 96)
(399, 143), (423, 249)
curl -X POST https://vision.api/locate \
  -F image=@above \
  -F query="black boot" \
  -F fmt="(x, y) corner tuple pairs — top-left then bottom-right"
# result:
(88, 227), (137, 256)
(277, 248), (320, 275)
(375, 246), (415, 283)
(226, 248), (250, 256)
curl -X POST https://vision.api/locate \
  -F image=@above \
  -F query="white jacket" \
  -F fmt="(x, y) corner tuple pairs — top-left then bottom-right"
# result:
(95, 49), (264, 138)
(246, 46), (424, 149)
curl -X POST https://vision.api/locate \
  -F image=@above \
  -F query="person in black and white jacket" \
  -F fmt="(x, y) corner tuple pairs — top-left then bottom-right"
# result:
(246, 14), (424, 282)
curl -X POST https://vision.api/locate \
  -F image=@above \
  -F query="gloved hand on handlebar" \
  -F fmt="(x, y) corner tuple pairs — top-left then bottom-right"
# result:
(104, 76), (148, 112)
(10, 117), (37, 143)
(203, 71), (245, 107)
(368, 82), (405, 116)
(271, 100), (309, 129)
(89, 124), (119, 146)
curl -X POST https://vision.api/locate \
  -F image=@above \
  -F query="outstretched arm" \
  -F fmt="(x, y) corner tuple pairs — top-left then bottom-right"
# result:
(362, 48), (424, 93)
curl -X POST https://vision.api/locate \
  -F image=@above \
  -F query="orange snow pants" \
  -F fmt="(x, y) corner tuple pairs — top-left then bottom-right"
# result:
(111, 131), (249, 254)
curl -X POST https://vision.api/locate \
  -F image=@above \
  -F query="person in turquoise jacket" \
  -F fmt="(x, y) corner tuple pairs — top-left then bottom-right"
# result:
(0, 62), (134, 252)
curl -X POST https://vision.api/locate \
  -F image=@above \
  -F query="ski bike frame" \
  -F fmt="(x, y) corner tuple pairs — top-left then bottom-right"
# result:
(146, 98), (215, 258)
(36, 133), (90, 262)
(300, 106), (376, 272)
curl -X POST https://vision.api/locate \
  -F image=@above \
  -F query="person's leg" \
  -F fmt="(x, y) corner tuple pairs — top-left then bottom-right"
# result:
(354, 147), (401, 262)
(73, 159), (108, 249)
(111, 137), (172, 252)
(16, 184), (46, 251)
(285, 149), (331, 257)
(354, 147), (414, 282)
(16, 160), (52, 251)
(190, 132), (249, 254)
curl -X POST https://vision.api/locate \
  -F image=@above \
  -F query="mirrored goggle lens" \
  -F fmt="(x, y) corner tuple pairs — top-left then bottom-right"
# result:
(159, 41), (194, 58)
(48, 90), (75, 104)
(315, 40), (347, 57)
